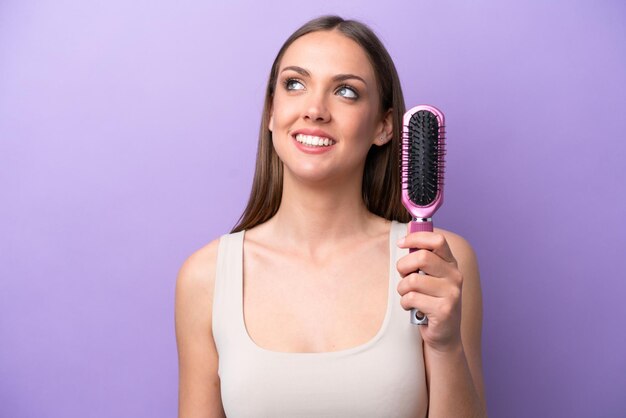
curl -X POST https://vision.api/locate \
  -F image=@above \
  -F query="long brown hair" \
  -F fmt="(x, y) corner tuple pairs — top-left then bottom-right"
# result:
(231, 15), (411, 233)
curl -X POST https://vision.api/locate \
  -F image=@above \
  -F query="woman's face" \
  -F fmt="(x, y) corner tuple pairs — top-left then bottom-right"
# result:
(269, 30), (390, 185)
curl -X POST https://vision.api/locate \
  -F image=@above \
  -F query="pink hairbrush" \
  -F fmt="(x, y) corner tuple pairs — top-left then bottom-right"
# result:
(401, 105), (446, 325)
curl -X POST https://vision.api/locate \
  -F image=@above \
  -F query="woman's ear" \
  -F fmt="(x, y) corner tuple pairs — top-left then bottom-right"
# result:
(373, 108), (394, 146)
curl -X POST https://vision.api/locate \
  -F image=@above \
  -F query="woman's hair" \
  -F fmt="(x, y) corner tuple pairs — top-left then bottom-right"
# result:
(231, 15), (411, 233)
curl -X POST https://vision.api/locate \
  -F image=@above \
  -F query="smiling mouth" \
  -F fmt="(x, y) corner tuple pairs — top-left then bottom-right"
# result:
(294, 134), (336, 147)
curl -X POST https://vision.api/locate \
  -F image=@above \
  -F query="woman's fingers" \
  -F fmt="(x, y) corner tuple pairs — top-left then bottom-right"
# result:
(396, 249), (462, 281)
(395, 230), (466, 352)
(397, 272), (462, 299)
(397, 231), (456, 264)
(399, 289), (460, 318)
(399, 283), (462, 322)
(400, 290), (438, 312)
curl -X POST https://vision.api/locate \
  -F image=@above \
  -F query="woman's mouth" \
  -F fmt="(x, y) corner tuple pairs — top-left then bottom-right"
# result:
(294, 134), (336, 147)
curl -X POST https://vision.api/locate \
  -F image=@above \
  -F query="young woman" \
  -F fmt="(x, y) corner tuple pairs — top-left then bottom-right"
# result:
(176, 16), (486, 417)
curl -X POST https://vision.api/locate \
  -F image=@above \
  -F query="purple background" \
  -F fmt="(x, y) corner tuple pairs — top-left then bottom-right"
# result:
(1, 1), (625, 417)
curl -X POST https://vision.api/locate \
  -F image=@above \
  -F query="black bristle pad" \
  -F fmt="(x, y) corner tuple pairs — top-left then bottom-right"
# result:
(408, 110), (440, 206)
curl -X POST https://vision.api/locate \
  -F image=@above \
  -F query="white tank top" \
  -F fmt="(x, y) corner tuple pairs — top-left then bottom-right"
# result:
(212, 220), (428, 417)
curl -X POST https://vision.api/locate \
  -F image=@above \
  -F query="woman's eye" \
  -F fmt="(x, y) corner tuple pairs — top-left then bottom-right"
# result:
(285, 79), (305, 91)
(336, 85), (358, 99)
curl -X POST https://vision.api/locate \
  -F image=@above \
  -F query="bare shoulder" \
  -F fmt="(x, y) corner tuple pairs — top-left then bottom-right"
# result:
(177, 238), (221, 293)
(175, 237), (226, 417)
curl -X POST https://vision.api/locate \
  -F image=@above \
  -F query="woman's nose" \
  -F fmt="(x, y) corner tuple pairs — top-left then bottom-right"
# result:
(303, 93), (330, 122)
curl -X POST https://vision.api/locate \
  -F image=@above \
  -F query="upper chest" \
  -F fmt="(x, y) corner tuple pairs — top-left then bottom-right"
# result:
(241, 234), (392, 352)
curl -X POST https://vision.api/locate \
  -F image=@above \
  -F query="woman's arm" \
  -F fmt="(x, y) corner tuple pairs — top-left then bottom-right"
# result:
(175, 239), (226, 418)
(397, 229), (487, 417)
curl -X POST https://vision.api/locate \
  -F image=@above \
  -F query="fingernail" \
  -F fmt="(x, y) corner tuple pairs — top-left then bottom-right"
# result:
(397, 236), (405, 246)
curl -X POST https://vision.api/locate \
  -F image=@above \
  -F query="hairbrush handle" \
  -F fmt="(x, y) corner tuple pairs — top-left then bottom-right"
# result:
(409, 219), (432, 325)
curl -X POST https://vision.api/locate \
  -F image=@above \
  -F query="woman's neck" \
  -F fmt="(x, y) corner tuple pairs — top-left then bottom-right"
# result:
(259, 171), (387, 255)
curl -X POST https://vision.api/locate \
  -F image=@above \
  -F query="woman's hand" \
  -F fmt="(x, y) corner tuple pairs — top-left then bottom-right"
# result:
(396, 230), (464, 353)
(397, 228), (486, 416)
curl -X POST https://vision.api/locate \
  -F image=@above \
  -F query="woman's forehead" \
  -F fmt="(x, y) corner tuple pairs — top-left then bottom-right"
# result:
(278, 31), (375, 81)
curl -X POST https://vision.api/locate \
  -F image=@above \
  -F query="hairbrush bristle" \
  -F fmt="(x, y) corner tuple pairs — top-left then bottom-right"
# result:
(402, 109), (445, 207)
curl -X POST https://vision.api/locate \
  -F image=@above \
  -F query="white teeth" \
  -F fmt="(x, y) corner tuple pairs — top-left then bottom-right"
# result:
(295, 134), (335, 147)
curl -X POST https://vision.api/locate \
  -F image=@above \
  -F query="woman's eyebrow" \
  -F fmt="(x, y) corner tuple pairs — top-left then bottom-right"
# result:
(281, 66), (310, 77)
(332, 73), (367, 86)
(280, 66), (368, 86)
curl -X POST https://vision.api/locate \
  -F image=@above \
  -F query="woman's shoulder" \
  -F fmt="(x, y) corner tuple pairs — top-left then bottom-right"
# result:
(175, 237), (225, 416)
(176, 237), (222, 303)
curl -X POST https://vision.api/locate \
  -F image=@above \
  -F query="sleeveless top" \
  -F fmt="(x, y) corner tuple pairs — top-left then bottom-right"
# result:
(212, 221), (428, 417)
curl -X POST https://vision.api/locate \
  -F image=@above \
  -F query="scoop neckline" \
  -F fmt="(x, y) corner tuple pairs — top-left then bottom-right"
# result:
(238, 220), (398, 357)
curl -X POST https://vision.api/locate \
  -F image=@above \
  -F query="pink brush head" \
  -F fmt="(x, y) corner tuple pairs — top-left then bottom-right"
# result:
(401, 105), (446, 220)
